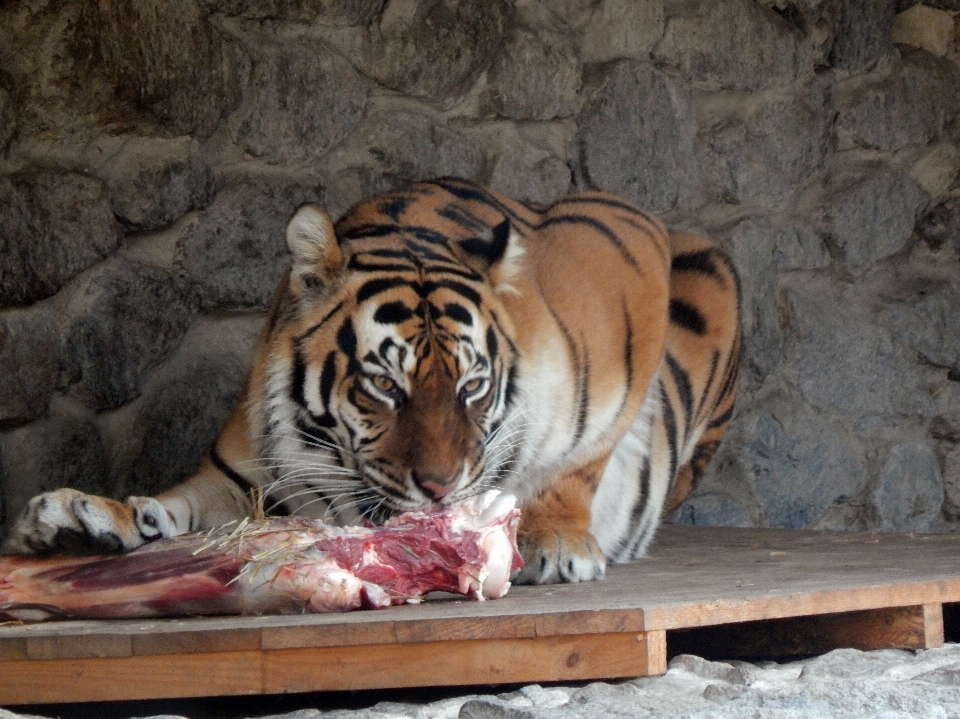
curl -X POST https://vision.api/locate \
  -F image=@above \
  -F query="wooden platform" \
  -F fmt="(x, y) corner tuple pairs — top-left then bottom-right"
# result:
(2, 525), (960, 706)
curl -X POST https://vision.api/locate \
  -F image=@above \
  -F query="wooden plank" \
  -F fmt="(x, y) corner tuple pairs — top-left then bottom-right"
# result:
(0, 650), (264, 704)
(2, 526), (960, 705)
(668, 603), (946, 660)
(263, 631), (658, 693)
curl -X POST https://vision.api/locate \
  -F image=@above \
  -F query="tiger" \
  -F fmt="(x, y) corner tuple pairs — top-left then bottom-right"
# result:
(6, 178), (740, 584)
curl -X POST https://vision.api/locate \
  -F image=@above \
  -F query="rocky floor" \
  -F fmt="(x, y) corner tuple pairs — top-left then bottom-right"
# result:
(5, 645), (960, 719)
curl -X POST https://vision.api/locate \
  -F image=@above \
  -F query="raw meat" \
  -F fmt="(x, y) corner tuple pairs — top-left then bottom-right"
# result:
(0, 490), (522, 622)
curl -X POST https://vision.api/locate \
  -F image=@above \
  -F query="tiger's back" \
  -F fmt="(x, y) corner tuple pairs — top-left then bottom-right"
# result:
(7, 178), (740, 586)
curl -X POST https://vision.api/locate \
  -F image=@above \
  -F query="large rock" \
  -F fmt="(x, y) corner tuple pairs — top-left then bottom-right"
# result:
(0, 78), (14, 149)
(77, 0), (247, 136)
(326, 107), (485, 206)
(203, 0), (383, 24)
(883, 278), (960, 370)
(485, 124), (572, 205)
(0, 410), (114, 526)
(478, 25), (580, 120)
(653, 0), (810, 90)
(572, 60), (699, 213)
(578, 0), (665, 63)
(718, 398), (867, 530)
(0, 303), (60, 423)
(833, 50), (960, 152)
(231, 34), (369, 163)
(871, 442), (943, 532)
(103, 316), (262, 498)
(772, 220), (831, 271)
(59, 259), (200, 410)
(819, 0), (897, 73)
(0, 171), (123, 307)
(0, 304), (60, 424)
(97, 136), (217, 232)
(810, 161), (925, 275)
(725, 217), (782, 393)
(699, 86), (830, 208)
(914, 193), (960, 254)
(175, 177), (324, 310)
(780, 275), (934, 423)
(319, 0), (510, 103)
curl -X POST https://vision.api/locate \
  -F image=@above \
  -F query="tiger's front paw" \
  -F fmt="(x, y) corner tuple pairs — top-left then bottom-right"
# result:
(513, 526), (606, 584)
(4, 488), (174, 555)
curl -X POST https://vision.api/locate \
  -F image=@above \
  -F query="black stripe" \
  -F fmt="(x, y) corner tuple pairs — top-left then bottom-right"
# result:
(672, 249), (723, 281)
(571, 342), (590, 449)
(707, 404), (734, 430)
(318, 351), (337, 412)
(554, 194), (662, 228)
(356, 277), (411, 303)
(422, 279), (482, 306)
(429, 178), (529, 228)
(347, 257), (415, 273)
(339, 223), (399, 240)
(486, 325), (498, 363)
(612, 300), (635, 423)
(661, 381), (678, 483)
(665, 351), (694, 430)
(695, 350), (722, 423)
(210, 447), (291, 516)
(290, 346), (308, 407)
(374, 301), (415, 324)
(444, 302), (473, 326)
(536, 215), (641, 273)
(669, 298), (707, 335)
(297, 301), (344, 342)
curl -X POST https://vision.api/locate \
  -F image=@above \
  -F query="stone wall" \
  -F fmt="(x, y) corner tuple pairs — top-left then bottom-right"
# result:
(0, 0), (959, 538)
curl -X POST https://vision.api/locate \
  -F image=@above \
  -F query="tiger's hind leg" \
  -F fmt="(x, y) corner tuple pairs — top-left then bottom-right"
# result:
(513, 455), (610, 584)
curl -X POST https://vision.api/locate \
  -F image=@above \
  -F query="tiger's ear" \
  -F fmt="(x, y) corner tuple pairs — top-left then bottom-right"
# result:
(456, 219), (525, 295)
(285, 204), (343, 294)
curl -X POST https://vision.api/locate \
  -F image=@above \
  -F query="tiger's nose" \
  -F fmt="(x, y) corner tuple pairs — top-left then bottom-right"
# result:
(411, 470), (456, 501)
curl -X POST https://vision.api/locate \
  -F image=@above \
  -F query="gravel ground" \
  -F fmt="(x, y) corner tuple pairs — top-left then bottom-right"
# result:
(5, 645), (960, 719)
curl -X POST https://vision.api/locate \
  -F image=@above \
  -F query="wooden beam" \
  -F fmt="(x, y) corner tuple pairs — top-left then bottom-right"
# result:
(668, 603), (945, 661)
(264, 631), (661, 693)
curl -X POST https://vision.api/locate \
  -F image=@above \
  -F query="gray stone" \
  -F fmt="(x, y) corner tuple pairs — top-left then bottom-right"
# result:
(0, 80), (14, 150)
(486, 125), (571, 205)
(478, 25), (580, 120)
(799, 647), (915, 679)
(59, 259), (200, 410)
(0, 171), (124, 307)
(98, 136), (217, 232)
(820, 0), (897, 73)
(653, 0), (811, 90)
(328, 108), (485, 201)
(726, 217), (782, 392)
(572, 60), (699, 213)
(781, 275), (934, 421)
(872, 442), (943, 532)
(231, 35), (369, 163)
(734, 400), (866, 529)
(175, 177), (323, 310)
(669, 489), (758, 528)
(0, 304), (59, 424)
(204, 0), (383, 24)
(772, 220), (831, 271)
(324, 0), (510, 103)
(699, 87), (830, 208)
(834, 49), (960, 152)
(669, 654), (752, 685)
(101, 315), (262, 498)
(915, 194), (960, 254)
(0, 410), (113, 527)
(884, 280), (960, 370)
(78, 0), (247, 136)
(578, 0), (665, 63)
(812, 162), (925, 274)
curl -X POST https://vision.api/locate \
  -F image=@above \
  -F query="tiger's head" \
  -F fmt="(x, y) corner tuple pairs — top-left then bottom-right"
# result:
(254, 183), (525, 524)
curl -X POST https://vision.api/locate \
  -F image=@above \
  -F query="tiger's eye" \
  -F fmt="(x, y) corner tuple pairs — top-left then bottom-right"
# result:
(462, 378), (484, 395)
(372, 375), (398, 394)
